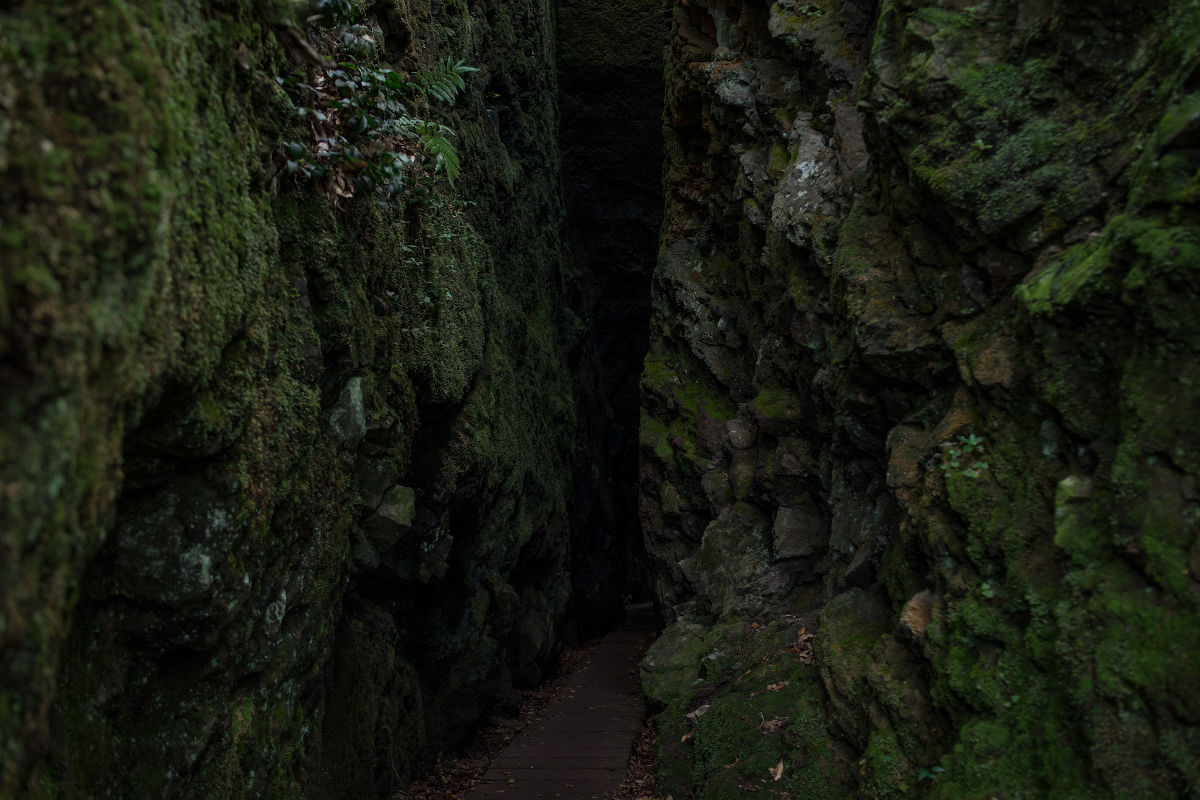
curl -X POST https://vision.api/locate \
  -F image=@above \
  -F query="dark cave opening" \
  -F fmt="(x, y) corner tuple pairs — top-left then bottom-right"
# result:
(555, 0), (666, 639)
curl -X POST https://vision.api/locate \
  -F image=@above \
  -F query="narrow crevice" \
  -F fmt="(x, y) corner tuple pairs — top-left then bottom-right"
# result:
(555, 0), (667, 638)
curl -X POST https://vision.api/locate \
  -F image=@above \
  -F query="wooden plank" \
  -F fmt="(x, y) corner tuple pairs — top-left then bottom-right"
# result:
(463, 606), (656, 800)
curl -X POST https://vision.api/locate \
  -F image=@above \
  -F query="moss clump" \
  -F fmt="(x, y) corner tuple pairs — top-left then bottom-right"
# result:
(767, 142), (793, 178)
(749, 383), (804, 431)
(930, 711), (1089, 800)
(644, 619), (854, 800)
(1017, 212), (1200, 317)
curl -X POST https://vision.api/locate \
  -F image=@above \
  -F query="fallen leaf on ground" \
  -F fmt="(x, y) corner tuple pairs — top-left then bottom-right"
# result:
(770, 760), (784, 781)
(765, 681), (789, 692)
(759, 717), (787, 734)
(782, 627), (816, 662)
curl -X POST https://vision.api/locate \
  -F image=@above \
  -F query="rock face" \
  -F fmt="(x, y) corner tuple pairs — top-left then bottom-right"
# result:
(0, 0), (615, 797)
(641, 0), (1200, 798)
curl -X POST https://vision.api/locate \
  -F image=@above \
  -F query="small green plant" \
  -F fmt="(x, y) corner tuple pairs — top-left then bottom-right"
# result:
(277, 1), (477, 202)
(917, 765), (946, 782)
(939, 433), (989, 479)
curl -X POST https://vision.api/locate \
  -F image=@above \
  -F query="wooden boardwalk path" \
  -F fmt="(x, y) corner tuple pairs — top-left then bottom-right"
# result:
(465, 605), (657, 799)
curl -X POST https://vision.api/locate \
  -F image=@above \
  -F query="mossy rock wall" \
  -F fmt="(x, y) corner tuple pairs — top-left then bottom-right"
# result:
(641, 0), (1200, 797)
(0, 0), (575, 797)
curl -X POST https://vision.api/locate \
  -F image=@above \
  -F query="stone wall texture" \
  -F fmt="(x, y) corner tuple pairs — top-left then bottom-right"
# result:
(0, 0), (588, 796)
(639, 0), (1200, 797)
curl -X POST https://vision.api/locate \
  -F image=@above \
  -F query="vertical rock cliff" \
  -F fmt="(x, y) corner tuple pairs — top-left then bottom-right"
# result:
(0, 0), (591, 796)
(641, 0), (1200, 797)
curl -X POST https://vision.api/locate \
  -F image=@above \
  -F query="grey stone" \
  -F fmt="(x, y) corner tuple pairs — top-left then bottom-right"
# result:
(682, 503), (776, 617)
(640, 621), (708, 706)
(363, 484), (416, 551)
(113, 484), (238, 608)
(774, 437), (816, 476)
(726, 418), (757, 449)
(350, 530), (380, 574)
(329, 377), (366, 449)
(356, 457), (401, 511)
(713, 64), (755, 108)
(701, 468), (733, 511)
(769, 114), (843, 251)
(730, 449), (758, 499)
(772, 506), (828, 558)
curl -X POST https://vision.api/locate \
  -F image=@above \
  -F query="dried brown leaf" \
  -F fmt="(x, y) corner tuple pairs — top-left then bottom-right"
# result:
(759, 717), (787, 734)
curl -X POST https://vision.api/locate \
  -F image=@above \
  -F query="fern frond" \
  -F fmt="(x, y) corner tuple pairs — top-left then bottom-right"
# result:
(418, 123), (460, 184)
(383, 116), (461, 184)
(415, 57), (479, 105)
(377, 115), (424, 137)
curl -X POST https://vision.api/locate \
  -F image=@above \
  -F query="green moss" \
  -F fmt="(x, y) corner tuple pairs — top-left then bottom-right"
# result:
(949, 60), (1047, 138)
(0, 0), (291, 791)
(1018, 209), (1200, 317)
(643, 2), (1200, 800)
(860, 726), (913, 799)
(1070, 561), (1200, 705)
(931, 712), (1089, 800)
(768, 142), (793, 178)
(908, 5), (980, 36)
(646, 620), (853, 800)
(1052, 475), (1105, 563)
(641, 355), (679, 399)
(3, 0), (583, 794)
(678, 378), (736, 424)
(750, 383), (800, 423)
(23, 764), (61, 800)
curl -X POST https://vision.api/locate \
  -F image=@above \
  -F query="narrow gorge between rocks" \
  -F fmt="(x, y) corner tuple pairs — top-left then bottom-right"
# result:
(2, 1), (1199, 799)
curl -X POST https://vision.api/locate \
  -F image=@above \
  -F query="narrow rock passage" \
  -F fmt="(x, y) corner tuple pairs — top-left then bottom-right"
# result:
(465, 605), (657, 799)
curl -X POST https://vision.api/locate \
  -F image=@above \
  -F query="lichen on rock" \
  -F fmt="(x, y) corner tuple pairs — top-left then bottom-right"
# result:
(640, 0), (1200, 797)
